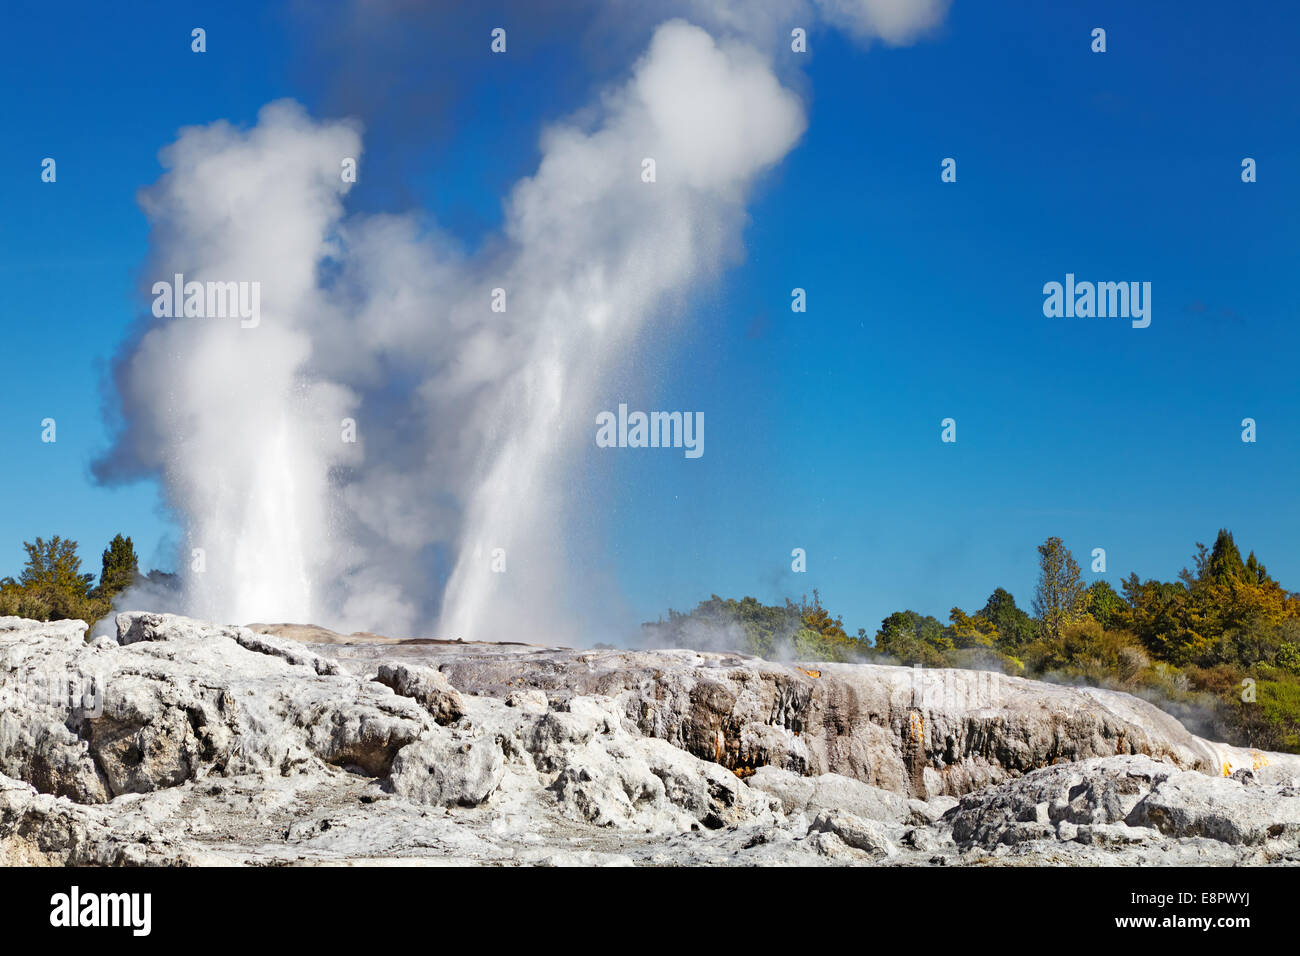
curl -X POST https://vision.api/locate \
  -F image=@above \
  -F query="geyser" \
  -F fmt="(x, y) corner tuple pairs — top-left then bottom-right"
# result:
(95, 2), (952, 640)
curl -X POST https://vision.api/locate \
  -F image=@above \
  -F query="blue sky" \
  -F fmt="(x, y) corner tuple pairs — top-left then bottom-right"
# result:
(1, 1), (1296, 638)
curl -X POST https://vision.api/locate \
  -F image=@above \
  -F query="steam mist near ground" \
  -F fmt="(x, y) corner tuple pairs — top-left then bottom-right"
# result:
(94, 3), (949, 642)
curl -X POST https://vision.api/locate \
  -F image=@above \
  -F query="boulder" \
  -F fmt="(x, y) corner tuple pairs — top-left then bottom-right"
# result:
(388, 731), (504, 807)
(807, 809), (896, 858)
(375, 662), (465, 725)
(748, 766), (911, 823)
(1129, 773), (1300, 845)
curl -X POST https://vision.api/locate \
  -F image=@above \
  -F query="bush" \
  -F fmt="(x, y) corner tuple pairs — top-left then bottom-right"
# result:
(1277, 642), (1300, 676)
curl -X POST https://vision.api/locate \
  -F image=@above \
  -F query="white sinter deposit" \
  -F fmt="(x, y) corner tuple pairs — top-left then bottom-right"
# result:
(2, 613), (1298, 866)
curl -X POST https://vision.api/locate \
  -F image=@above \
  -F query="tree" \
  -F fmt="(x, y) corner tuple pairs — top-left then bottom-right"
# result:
(95, 533), (138, 600)
(976, 587), (1035, 651)
(1032, 537), (1087, 640)
(799, 591), (852, 641)
(874, 609), (950, 665)
(642, 593), (808, 658)
(945, 606), (998, 649)
(20, 536), (92, 595)
(790, 591), (867, 662)
(1166, 530), (1299, 667)
(639, 591), (867, 662)
(1206, 529), (1246, 583)
(15, 536), (94, 621)
(1122, 573), (1202, 663)
(1085, 580), (1127, 630)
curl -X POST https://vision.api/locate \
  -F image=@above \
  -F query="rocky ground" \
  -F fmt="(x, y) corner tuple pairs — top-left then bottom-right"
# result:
(2, 612), (1298, 866)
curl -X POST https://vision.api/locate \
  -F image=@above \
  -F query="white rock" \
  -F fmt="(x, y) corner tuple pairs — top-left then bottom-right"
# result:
(389, 731), (504, 807)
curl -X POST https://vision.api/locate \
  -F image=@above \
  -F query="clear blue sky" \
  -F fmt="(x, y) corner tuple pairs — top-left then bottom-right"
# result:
(1, 1), (1296, 637)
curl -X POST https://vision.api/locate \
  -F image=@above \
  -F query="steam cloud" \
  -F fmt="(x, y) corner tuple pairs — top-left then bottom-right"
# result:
(97, 5), (948, 641)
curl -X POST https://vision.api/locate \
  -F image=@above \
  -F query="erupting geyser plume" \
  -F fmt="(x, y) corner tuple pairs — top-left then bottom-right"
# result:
(95, 8), (946, 640)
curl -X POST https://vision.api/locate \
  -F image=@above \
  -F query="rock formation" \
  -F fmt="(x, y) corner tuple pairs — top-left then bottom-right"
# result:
(2, 612), (1298, 866)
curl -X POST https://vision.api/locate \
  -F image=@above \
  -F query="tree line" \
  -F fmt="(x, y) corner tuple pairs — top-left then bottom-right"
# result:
(643, 531), (1300, 753)
(0, 534), (165, 628)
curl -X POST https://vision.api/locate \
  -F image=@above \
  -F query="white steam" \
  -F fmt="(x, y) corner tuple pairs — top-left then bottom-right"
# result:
(439, 23), (807, 642)
(100, 9), (947, 640)
(102, 105), (363, 626)
(101, 22), (802, 639)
